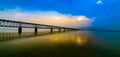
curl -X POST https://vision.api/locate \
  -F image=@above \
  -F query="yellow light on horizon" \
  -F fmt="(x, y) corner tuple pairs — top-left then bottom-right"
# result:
(77, 17), (89, 21)
(54, 17), (60, 19)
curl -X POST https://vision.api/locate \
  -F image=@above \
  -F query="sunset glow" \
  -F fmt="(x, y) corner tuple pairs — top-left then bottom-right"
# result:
(77, 16), (89, 21)
(0, 8), (92, 28)
(54, 17), (60, 19)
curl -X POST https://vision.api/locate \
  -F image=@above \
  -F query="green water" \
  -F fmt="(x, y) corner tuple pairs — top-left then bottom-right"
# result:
(0, 31), (120, 57)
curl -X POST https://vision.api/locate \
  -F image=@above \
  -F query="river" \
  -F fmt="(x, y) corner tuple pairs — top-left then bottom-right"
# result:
(0, 31), (120, 57)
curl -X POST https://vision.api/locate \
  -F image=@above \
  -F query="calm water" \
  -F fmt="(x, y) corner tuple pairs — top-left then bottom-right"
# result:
(0, 31), (120, 57)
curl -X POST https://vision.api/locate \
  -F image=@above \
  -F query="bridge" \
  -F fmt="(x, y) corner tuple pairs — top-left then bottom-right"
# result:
(0, 19), (80, 36)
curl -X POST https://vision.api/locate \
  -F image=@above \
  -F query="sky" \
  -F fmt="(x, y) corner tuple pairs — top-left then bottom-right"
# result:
(0, 0), (120, 30)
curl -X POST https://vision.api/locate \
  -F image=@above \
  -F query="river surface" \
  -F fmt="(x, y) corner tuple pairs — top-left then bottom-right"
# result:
(0, 31), (120, 57)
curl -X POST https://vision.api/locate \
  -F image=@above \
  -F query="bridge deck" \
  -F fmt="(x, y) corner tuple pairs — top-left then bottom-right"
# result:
(0, 19), (79, 30)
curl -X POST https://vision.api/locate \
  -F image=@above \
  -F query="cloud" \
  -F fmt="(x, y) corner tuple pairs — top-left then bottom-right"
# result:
(0, 8), (93, 28)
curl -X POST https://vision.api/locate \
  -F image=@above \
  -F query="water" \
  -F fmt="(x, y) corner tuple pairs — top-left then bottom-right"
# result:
(0, 31), (120, 57)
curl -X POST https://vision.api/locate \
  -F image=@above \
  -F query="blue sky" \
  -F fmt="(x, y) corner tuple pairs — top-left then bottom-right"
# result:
(0, 0), (72, 14)
(0, 0), (120, 30)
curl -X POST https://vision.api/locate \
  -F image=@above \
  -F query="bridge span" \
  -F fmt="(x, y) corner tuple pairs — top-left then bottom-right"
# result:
(0, 19), (80, 36)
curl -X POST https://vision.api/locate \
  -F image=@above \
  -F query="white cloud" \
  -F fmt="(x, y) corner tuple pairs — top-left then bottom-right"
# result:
(0, 8), (93, 28)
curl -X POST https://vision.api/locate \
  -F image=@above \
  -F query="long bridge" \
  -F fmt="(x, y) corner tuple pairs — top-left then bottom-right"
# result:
(0, 19), (80, 36)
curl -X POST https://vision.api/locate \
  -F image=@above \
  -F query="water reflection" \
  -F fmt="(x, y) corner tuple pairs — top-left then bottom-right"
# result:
(0, 31), (120, 57)
(48, 33), (88, 46)
(20, 31), (89, 46)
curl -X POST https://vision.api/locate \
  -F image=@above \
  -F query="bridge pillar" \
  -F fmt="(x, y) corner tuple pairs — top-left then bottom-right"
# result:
(64, 28), (66, 31)
(59, 28), (61, 32)
(35, 28), (38, 36)
(18, 27), (22, 37)
(50, 28), (53, 33)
